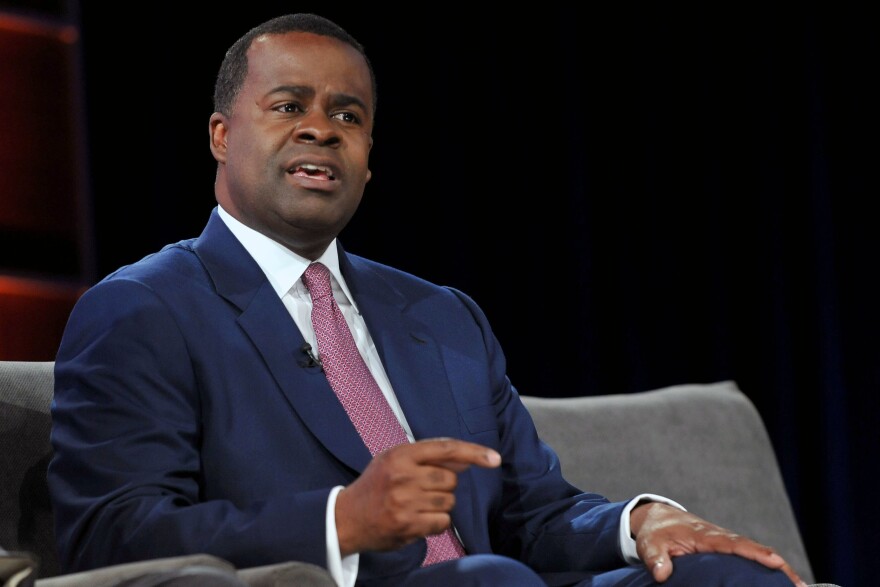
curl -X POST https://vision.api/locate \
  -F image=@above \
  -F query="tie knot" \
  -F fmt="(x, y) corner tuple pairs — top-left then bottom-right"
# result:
(303, 262), (333, 300)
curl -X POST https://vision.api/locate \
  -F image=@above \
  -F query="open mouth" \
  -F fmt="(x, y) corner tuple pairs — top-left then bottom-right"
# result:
(288, 163), (336, 181)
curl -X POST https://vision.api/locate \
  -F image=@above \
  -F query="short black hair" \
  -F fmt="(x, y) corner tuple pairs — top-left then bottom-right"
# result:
(213, 13), (377, 117)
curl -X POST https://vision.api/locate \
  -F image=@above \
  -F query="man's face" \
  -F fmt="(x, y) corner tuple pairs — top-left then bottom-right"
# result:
(210, 31), (374, 259)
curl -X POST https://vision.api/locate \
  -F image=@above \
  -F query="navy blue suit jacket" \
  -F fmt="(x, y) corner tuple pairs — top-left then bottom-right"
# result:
(48, 208), (629, 585)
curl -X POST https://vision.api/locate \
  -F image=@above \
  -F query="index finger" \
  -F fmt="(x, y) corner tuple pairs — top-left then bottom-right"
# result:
(411, 437), (501, 471)
(728, 543), (806, 587)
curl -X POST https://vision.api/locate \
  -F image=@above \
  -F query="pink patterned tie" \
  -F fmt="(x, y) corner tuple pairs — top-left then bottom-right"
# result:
(302, 262), (465, 566)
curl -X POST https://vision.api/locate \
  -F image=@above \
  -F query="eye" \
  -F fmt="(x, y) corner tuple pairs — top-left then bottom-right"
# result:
(274, 102), (303, 114)
(332, 111), (360, 124)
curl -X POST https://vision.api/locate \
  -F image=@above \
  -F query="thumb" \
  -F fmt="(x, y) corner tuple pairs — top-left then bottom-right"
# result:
(645, 553), (674, 583)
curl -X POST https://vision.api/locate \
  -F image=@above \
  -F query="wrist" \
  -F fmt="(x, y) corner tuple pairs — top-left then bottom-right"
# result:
(629, 500), (657, 538)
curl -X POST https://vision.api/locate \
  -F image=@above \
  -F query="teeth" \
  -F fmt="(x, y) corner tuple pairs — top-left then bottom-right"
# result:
(303, 164), (331, 173)
(289, 163), (335, 179)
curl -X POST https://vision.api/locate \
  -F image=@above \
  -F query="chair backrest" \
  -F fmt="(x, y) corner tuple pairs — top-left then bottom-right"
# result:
(520, 380), (814, 583)
(0, 360), (59, 578)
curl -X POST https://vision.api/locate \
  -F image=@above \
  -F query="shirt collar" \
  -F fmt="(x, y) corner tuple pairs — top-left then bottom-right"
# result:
(216, 205), (360, 313)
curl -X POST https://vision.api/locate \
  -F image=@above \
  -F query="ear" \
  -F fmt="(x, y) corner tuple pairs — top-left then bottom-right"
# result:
(365, 136), (373, 183)
(209, 112), (229, 163)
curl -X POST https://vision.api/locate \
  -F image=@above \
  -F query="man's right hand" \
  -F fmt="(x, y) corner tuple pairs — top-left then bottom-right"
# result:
(334, 438), (501, 556)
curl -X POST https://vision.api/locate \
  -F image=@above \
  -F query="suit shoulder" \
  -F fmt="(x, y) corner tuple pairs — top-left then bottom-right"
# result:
(346, 253), (483, 312)
(99, 238), (203, 286)
(347, 253), (456, 294)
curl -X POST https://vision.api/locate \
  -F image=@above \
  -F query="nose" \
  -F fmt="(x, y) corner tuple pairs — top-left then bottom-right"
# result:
(293, 110), (341, 147)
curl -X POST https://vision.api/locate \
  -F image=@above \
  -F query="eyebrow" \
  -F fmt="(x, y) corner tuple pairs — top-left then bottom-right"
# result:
(268, 84), (369, 113)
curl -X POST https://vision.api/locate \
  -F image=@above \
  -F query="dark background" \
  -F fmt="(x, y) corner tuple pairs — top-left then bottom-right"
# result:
(5, 2), (877, 585)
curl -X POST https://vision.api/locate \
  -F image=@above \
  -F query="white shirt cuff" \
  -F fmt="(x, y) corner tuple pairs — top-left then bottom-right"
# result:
(326, 486), (359, 587)
(618, 493), (687, 564)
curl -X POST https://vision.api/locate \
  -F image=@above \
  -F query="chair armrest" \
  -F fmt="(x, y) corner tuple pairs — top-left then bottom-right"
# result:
(33, 555), (336, 587)
(34, 554), (235, 587)
(236, 561), (335, 586)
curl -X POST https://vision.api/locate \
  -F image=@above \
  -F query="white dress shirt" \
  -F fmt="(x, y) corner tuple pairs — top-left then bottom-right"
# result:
(216, 206), (682, 586)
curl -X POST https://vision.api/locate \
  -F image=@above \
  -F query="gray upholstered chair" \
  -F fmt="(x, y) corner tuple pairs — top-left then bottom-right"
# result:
(2, 361), (829, 584)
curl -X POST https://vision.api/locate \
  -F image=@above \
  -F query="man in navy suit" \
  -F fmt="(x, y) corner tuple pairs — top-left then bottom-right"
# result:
(48, 13), (806, 587)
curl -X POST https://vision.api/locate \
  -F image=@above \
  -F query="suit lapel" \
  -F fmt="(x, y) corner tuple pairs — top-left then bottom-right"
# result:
(194, 210), (372, 473)
(340, 253), (463, 444)
(341, 252), (479, 547)
(237, 284), (373, 473)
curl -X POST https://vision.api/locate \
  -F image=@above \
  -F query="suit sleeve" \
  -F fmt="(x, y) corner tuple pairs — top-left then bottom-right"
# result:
(446, 287), (633, 574)
(48, 278), (332, 573)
